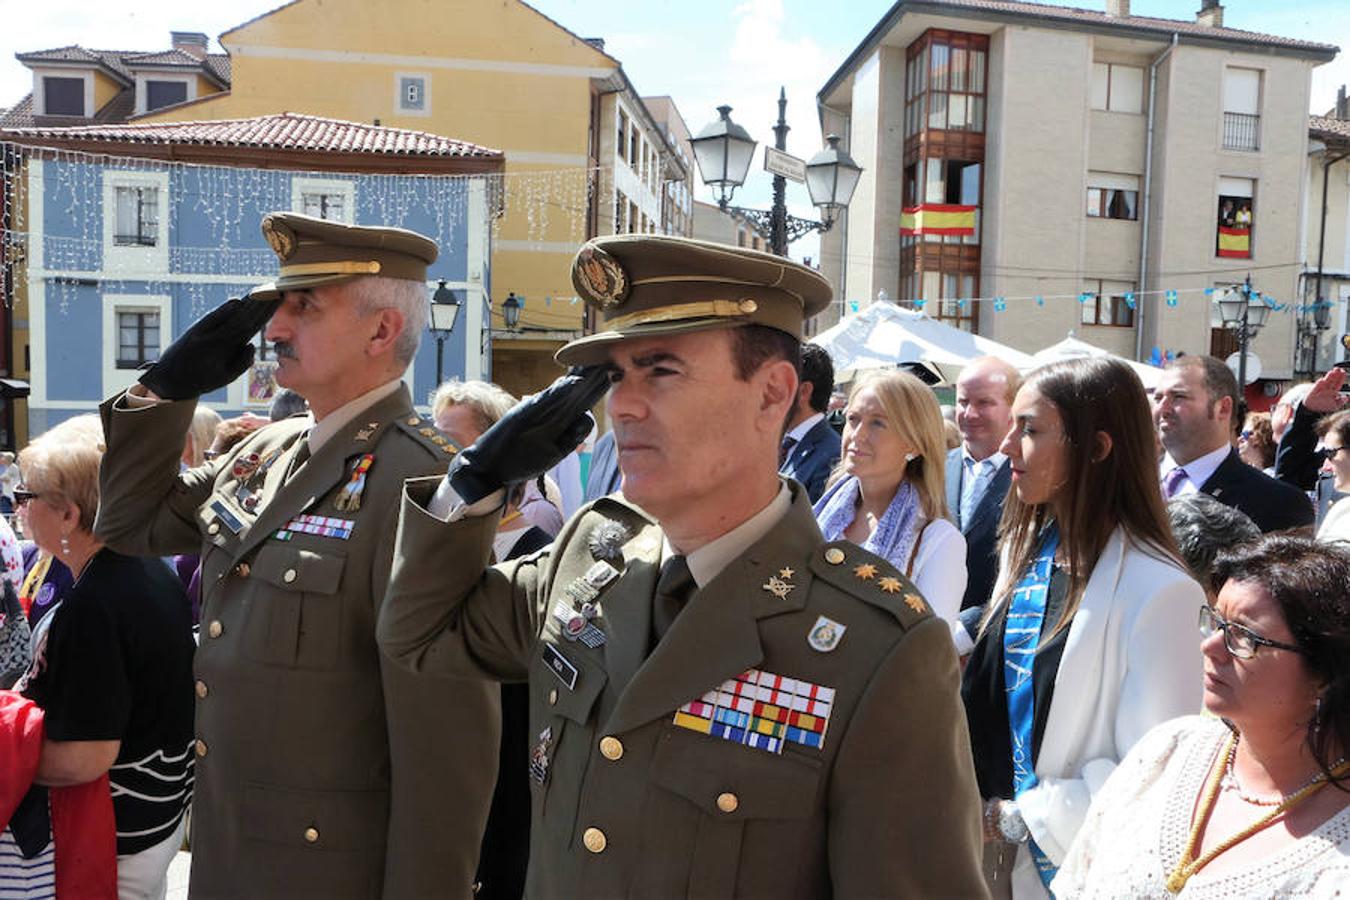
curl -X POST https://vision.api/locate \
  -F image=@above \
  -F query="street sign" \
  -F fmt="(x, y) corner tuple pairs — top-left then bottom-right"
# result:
(764, 147), (806, 183)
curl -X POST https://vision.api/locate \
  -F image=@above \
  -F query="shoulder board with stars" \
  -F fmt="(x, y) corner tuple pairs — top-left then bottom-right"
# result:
(808, 541), (931, 630)
(394, 414), (460, 458)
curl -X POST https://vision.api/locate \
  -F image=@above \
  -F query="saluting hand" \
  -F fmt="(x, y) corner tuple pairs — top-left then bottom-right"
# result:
(139, 295), (280, 401)
(1303, 366), (1349, 415)
(449, 365), (611, 505)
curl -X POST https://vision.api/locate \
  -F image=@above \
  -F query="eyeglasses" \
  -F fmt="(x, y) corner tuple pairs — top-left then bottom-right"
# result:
(1316, 445), (1348, 461)
(1198, 605), (1303, 660)
(1238, 430), (1252, 441)
(12, 486), (42, 507)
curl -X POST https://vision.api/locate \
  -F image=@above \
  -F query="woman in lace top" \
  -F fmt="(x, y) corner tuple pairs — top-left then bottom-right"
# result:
(1055, 536), (1350, 897)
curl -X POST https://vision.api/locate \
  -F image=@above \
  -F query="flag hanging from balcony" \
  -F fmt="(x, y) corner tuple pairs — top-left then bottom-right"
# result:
(1217, 226), (1251, 259)
(900, 204), (976, 237)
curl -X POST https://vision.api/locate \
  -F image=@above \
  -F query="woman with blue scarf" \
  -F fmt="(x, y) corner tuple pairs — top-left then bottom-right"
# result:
(960, 357), (1203, 898)
(813, 370), (967, 634)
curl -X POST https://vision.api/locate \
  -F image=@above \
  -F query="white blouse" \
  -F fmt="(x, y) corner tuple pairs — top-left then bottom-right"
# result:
(908, 516), (967, 643)
(1054, 715), (1350, 898)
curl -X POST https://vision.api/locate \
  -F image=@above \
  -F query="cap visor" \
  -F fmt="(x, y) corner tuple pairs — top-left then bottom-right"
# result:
(248, 272), (362, 301)
(555, 318), (749, 366)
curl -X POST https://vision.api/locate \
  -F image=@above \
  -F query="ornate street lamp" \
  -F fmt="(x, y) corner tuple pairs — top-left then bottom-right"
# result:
(692, 89), (864, 256)
(502, 292), (522, 330)
(1216, 276), (1270, 390)
(428, 279), (462, 385)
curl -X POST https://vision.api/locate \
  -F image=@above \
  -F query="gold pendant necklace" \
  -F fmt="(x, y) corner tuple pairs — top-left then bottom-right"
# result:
(1166, 732), (1350, 893)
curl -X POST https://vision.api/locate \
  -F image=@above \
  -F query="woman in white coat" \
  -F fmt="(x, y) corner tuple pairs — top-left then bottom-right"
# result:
(960, 357), (1204, 898)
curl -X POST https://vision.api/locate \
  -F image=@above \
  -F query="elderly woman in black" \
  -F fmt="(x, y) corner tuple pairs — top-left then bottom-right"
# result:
(2, 415), (195, 898)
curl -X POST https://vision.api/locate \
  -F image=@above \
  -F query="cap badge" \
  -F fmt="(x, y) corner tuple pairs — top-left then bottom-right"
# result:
(261, 216), (296, 261)
(575, 245), (629, 309)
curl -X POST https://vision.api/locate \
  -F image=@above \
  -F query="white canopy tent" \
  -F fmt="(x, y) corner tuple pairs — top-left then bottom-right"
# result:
(1028, 334), (1163, 390)
(810, 303), (1034, 383)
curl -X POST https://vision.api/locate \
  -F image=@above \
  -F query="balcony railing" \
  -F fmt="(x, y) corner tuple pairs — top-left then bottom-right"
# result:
(1223, 112), (1260, 152)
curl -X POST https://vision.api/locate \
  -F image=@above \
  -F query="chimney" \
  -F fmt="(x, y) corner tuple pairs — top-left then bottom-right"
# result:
(171, 31), (210, 60)
(583, 38), (606, 52)
(1195, 0), (1223, 28)
(1338, 85), (1348, 120)
(1105, 0), (1129, 17)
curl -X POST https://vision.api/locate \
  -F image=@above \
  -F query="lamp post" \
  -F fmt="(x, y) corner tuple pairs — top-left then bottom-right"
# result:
(1216, 275), (1271, 391)
(502, 292), (522, 330)
(428, 279), (462, 386)
(690, 89), (862, 256)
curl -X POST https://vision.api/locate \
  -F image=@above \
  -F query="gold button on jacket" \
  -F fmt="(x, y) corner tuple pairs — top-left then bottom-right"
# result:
(97, 385), (497, 900)
(380, 480), (986, 899)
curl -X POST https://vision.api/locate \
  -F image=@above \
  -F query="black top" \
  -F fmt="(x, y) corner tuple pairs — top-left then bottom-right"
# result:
(960, 567), (1071, 801)
(23, 549), (195, 855)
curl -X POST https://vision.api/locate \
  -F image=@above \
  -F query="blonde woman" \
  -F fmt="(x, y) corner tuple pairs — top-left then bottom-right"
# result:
(181, 404), (222, 469)
(813, 369), (968, 629)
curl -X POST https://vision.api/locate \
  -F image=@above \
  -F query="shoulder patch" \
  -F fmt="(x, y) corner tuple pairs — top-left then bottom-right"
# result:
(809, 541), (932, 629)
(393, 414), (460, 459)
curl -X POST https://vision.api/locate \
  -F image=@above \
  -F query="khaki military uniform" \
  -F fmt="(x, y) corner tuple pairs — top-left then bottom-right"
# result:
(96, 385), (498, 900)
(380, 480), (987, 898)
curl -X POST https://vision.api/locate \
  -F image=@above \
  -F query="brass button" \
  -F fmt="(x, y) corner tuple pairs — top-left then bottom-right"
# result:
(547, 688), (558, 706)
(207, 522), (220, 536)
(283, 568), (297, 584)
(582, 827), (607, 854)
(235, 562), (251, 578)
(406, 416), (420, 426)
(825, 548), (845, 565)
(304, 827), (320, 844)
(207, 620), (223, 639)
(195, 739), (208, 758)
(195, 680), (209, 699)
(717, 792), (739, 814)
(599, 736), (624, 761)
(738, 299), (758, 314)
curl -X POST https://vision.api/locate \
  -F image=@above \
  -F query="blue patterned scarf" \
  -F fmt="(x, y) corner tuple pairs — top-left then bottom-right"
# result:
(813, 476), (922, 572)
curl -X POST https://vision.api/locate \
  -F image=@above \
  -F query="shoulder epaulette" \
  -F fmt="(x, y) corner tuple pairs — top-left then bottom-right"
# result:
(393, 413), (460, 459)
(808, 541), (932, 630)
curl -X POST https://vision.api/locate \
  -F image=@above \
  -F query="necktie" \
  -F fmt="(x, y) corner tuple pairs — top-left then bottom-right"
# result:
(285, 431), (312, 480)
(651, 555), (695, 646)
(780, 435), (798, 468)
(1162, 466), (1188, 499)
(960, 458), (992, 526)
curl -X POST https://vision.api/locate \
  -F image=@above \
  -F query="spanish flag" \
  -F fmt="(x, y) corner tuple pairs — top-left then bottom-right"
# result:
(1217, 226), (1251, 259)
(900, 204), (977, 236)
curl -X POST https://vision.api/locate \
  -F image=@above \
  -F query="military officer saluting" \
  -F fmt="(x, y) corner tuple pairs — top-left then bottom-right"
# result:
(379, 235), (987, 897)
(95, 213), (497, 899)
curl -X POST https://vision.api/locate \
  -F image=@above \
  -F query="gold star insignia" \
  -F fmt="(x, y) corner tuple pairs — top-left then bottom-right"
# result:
(762, 576), (795, 600)
(904, 593), (926, 613)
(853, 563), (877, 581)
(877, 576), (903, 594)
(778, 567), (795, 580)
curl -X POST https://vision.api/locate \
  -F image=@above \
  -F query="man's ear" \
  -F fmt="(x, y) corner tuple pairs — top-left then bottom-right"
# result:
(761, 359), (798, 423)
(368, 306), (405, 357)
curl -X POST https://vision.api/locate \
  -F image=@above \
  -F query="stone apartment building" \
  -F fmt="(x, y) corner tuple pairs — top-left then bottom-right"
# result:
(1302, 100), (1350, 374)
(816, 0), (1337, 387)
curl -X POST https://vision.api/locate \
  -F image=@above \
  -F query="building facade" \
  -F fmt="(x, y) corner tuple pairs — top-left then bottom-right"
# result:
(0, 113), (501, 442)
(817, 0), (1337, 387)
(1302, 107), (1350, 374)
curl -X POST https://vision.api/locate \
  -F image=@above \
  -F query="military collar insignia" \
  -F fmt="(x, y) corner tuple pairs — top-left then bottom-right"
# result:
(261, 215), (297, 261)
(807, 615), (847, 652)
(575, 245), (629, 309)
(762, 566), (796, 600)
(354, 421), (379, 442)
(588, 521), (631, 563)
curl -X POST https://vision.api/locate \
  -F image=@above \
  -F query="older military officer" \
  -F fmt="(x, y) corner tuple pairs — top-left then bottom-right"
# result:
(94, 213), (497, 899)
(379, 235), (987, 898)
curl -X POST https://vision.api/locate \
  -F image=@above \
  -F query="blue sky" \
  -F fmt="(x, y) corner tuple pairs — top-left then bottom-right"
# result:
(3, 0), (1346, 264)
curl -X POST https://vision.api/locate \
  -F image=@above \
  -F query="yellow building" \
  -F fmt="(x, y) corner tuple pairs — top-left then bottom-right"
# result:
(131, 0), (687, 396)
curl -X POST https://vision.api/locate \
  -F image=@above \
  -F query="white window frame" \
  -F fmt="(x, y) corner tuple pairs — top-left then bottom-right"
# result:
(33, 67), (94, 117)
(102, 294), (171, 398)
(1091, 62), (1143, 114)
(394, 72), (431, 117)
(291, 177), (355, 223)
(103, 170), (170, 274)
(134, 73), (196, 115)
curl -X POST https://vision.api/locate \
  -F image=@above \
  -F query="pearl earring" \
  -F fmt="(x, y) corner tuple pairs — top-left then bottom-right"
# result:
(60, 533), (71, 556)
(904, 453), (917, 462)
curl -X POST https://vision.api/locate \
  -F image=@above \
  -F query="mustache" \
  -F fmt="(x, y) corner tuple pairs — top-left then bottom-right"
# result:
(272, 341), (297, 361)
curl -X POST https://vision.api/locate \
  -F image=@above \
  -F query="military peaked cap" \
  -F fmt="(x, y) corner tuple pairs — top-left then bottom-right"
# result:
(250, 212), (438, 300)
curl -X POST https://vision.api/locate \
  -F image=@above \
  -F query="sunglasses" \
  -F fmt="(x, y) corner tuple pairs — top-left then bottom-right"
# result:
(12, 486), (43, 507)
(1316, 446), (1348, 461)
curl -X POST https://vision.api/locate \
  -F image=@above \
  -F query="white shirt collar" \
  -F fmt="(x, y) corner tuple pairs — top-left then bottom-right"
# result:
(306, 378), (404, 455)
(663, 482), (793, 589)
(786, 412), (825, 444)
(1161, 443), (1232, 494)
(962, 446), (1007, 471)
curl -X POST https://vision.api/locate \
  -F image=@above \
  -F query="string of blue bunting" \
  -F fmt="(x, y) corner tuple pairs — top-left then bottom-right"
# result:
(844, 284), (1335, 316)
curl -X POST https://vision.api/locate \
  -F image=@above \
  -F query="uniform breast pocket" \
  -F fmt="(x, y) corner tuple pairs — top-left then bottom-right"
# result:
(527, 642), (607, 820)
(648, 725), (824, 899)
(243, 543), (348, 670)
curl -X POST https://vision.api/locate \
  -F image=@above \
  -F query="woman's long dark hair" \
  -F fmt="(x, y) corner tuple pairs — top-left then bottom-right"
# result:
(987, 357), (1183, 642)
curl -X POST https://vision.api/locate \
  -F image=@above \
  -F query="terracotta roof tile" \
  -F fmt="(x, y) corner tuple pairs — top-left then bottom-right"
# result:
(1, 112), (502, 159)
(123, 49), (206, 67)
(1311, 116), (1350, 144)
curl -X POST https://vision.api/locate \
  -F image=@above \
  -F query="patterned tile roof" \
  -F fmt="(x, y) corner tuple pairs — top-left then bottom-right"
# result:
(1311, 116), (1350, 144)
(1, 112), (502, 159)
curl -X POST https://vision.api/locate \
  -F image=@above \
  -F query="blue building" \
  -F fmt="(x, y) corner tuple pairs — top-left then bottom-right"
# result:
(0, 112), (503, 441)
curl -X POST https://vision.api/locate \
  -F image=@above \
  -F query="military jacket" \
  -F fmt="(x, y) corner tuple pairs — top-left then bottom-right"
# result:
(96, 387), (498, 900)
(380, 481), (987, 899)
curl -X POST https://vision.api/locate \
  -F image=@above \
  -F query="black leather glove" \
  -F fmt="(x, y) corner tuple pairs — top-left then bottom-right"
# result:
(139, 296), (280, 401)
(449, 365), (611, 505)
